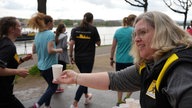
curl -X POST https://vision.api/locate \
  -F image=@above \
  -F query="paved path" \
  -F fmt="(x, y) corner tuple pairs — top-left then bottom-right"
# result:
(15, 45), (140, 108)
(22, 84), (140, 108)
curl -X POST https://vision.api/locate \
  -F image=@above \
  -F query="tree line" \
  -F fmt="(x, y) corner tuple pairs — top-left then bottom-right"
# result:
(18, 18), (122, 27)
(17, 18), (190, 29)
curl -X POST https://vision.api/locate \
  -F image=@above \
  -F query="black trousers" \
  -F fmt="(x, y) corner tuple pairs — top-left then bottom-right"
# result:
(74, 62), (94, 101)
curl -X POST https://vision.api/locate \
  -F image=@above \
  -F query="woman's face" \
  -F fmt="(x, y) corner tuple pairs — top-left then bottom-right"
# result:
(134, 19), (156, 60)
(62, 27), (66, 33)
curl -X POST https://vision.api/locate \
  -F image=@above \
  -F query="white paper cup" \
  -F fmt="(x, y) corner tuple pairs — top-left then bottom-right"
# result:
(52, 64), (63, 81)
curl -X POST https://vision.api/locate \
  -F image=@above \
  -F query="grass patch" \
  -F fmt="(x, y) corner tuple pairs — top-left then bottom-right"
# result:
(29, 64), (40, 75)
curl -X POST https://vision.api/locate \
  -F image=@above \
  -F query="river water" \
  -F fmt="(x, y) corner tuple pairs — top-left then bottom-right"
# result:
(15, 26), (120, 54)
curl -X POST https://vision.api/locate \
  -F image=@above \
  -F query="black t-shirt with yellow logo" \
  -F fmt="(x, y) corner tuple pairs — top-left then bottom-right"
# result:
(0, 37), (19, 100)
(71, 25), (100, 63)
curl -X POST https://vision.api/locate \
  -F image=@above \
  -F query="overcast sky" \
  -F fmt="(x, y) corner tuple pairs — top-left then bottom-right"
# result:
(1, 0), (192, 21)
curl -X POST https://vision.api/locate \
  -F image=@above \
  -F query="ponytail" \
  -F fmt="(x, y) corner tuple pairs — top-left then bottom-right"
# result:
(80, 12), (93, 29)
(28, 12), (53, 32)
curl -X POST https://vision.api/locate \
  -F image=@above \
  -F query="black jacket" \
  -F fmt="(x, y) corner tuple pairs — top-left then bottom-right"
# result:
(140, 46), (192, 108)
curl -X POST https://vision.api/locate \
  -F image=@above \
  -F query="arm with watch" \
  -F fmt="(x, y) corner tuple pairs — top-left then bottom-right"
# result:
(19, 54), (33, 64)
(110, 39), (117, 67)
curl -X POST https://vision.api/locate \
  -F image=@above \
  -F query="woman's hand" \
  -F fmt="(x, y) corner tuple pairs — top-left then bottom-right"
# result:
(16, 68), (29, 78)
(19, 54), (33, 64)
(53, 70), (78, 84)
(22, 54), (33, 61)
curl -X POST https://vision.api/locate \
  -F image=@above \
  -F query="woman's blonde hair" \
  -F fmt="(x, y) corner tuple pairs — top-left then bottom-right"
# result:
(130, 11), (192, 64)
(28, 12), (53, 32)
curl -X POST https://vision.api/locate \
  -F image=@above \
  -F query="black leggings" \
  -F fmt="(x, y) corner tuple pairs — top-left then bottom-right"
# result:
(38, 68), (58, 106)
(74, 62), (93, 101)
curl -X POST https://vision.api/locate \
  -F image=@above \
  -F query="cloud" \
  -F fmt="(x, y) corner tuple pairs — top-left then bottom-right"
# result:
(1, 0), (36, 10)
(1, 0), (20, 9)
(81, 0), (116, 8)
(0, 0), (192, 21)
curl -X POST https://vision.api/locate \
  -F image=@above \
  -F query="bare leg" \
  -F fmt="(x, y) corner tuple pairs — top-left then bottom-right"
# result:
(116, 92), (124, 106)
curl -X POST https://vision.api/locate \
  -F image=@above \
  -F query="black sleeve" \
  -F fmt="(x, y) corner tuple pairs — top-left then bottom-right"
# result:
(0, 59), (6, 68)
(70, 28), (76, 41)
(0, 43), (16, 68)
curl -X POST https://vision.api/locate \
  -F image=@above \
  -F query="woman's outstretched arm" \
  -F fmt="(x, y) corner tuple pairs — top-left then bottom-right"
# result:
(53, 70), (110, 90)
(53, 65), (139, 91)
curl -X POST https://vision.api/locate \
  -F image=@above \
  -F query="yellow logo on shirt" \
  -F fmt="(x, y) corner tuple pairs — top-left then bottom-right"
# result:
(14, 54), (19, 63)
(146, 80), (156, 99)
(76, 34), (90, 39)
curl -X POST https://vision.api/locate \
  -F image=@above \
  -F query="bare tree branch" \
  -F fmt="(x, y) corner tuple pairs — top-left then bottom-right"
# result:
(124, 0), (148, 12)
(163, 0), (192, 29)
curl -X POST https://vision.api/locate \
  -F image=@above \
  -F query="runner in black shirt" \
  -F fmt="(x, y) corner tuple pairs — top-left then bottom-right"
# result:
(0, 17), (32, 108)
(69, 12), (101, 108)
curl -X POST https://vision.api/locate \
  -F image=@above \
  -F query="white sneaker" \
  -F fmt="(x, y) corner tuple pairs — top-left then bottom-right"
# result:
(84, 93), (92, 105)
(70, 104), (78, 108)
